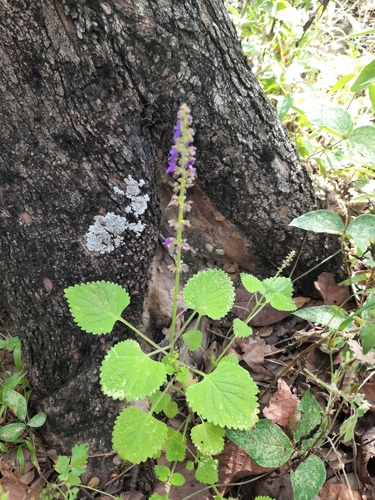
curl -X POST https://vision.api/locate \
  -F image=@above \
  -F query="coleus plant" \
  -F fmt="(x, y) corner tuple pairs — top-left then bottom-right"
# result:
(64, 105), (311, 499)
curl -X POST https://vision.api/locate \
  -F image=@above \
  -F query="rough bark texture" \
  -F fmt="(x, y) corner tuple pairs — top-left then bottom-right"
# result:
(0, 0), (341, 480)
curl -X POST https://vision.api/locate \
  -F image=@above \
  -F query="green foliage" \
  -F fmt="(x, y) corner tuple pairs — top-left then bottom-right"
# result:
(0, 335), (46, 472)
(64, 281), (130, 334)
(55, 443), (88, 485)
(227, 1), (375, 183)
(183, 269), (235, 320)
(291, 455), (326, 500)
(227, 419), (293, 468)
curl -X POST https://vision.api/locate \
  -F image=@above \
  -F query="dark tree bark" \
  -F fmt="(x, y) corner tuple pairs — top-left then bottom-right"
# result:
(0, 0), (341, 481)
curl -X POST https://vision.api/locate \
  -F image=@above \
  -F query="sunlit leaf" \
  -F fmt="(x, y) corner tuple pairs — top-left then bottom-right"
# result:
(64, 281), (130, 334)
(290, 210), (345, 235)
(183, 269), (235, 320)
(100, 340), (166, 400)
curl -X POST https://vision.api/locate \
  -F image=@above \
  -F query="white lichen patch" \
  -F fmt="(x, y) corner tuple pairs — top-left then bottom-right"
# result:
(86, 176), (149, 254)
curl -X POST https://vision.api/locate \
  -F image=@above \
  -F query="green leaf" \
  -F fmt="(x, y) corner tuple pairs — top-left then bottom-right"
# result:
(340, 413), (357, 443)
(195, 456), (218, 484)
(346, 214), (375, 258)
(226, 419), (293, 468)
(16, 446), (25, 476)
(64, 281), (130, 334)
(348, 126), (375, 164)
(170, 472), (185, 486)
(293, 305), (351, 330)
(150, 391), (171, 414)
(55, 455), (70, 482)
(278, 93), (293, 120)
(154, 465), (170, 481)
(183, 330), (203, 351)
(293, 390), (322, 443)
(191, 422), (225, 455)
(0, 423), (26, 442)
(233, 318), (253, 338)
(100, 340), (166, 400)
(329, 74), (355, 93)
(149, 495), (168, 500)
(27, 412), (47, 428)
(2, 387), (27, 421)
(183, 269), (235, 320)
(241, 274), (263, 293)
(360, 323), (375, 354)
(289, 210), (345, 235)
(165, 428), (186, 462)
(305, 105), (352, 137)
(254, 497), (275, 500)
(268, 293), (296, 311)
(186, 355), (259, 429)
(369, 83), (375, 112)
(55, 443), (88, 485)
(70, 443), (89, 481)
(351, 59), (375, 92)
(164, 401), (178, 419)
(263, 276), (293, 297)
(112, 406), (168, 463)
(291, 455), (325, 500)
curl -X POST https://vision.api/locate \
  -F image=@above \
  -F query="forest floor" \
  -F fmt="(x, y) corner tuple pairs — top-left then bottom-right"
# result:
(1, 267), (375, 500)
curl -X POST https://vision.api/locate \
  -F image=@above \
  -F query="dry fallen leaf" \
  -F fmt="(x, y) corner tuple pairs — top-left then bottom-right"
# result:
(263, 378), (300, 427)
(314, 272), (350, 307)
(232, 285), (291, 326)
(319, 481), (362, 500)
(217, 439), (273, 494)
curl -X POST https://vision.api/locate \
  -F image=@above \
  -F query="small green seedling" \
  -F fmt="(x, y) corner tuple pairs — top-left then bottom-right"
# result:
(0, 335), (46, 474)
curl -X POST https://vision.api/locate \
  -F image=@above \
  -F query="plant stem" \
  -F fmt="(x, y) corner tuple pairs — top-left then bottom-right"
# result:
(169, 175), (187, 357)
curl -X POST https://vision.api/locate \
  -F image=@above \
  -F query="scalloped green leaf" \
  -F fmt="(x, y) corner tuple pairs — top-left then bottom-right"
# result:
(269, 293), (297, 312)
(150, 390), (171, 414)
(186, 355), (259, 429)
(170, 472), (185, 486)
(289, 210), (345, 235)
(195, 456), (218, 484)
(183, 269), (235, 320)
(233, 318), (253, 338)
(226, 419), (293, 468)
(112, 406), (168, 463)
(183, 330), (203, 351)
(166, 428), (186, 462)
(191, 422), (225, 455)
(291, 455), (325, 500)
(263, 277), (293, 297)
(64, 281), (130, 334)
(100, 340), (166, 400)
(241, 274), (263, 293)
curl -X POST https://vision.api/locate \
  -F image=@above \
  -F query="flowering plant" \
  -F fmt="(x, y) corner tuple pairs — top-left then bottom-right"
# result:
(63, 105), (302, 499)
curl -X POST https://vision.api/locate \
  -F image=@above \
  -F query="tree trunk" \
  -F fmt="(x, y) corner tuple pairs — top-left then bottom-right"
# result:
(0, 0), (341, 481)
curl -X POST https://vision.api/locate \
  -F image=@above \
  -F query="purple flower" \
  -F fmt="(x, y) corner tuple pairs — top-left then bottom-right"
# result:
(166, 146), (178, 173)
(173, 121), (182, 140)
(162, 237), (172, 247)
